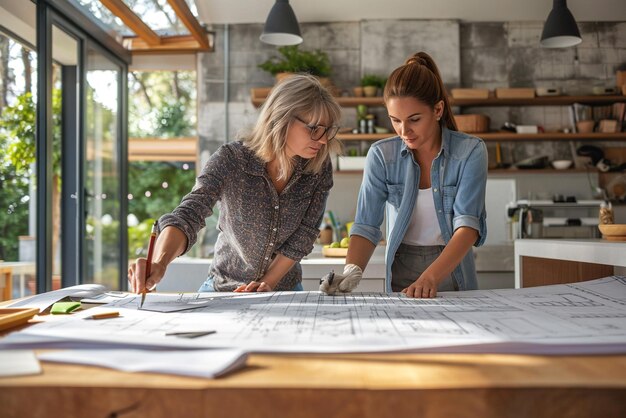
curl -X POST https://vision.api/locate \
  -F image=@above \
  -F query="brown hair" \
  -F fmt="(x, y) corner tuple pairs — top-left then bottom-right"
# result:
(383, 51), (457, 131)
(244, 73), (342, 181)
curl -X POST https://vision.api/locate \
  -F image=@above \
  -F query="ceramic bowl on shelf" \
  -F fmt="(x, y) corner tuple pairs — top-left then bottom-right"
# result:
(576, 120), (595, 133)
(551, 160), (573, 170)
(598, 224), (626, 241)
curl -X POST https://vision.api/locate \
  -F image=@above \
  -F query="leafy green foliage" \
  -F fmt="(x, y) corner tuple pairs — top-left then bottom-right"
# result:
(0, 165), (29, 261)
(155, 102), (192, 137)
(127, 218), (157, 258)
(128, 71), (196, 138)
(360, 74), (387, 88)
(258, 46), (331, 77)
(0, 91), (61, 260)
(2, 91), (62, 176)
(127, 161), (196, 225)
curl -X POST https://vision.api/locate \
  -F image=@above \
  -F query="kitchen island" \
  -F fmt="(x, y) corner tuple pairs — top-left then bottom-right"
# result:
(514, 239), (626, 288)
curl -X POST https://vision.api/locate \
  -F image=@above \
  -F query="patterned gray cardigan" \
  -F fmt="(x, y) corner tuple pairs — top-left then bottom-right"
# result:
(158, 141), (333, 291)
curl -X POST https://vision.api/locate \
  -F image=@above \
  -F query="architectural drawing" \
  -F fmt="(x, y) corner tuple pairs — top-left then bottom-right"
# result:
(3, 276), (626, 354)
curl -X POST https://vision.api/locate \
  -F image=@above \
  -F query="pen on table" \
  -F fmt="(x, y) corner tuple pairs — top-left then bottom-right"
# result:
(140, 220), (158, 308)
(165, 330), (217, 338)
(320, 270), (335, 286)
(85, 311), (120, 320)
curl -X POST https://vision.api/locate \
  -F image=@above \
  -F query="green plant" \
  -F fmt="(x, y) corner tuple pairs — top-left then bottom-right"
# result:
(360, 74), (386, 88)
(0, 91), (62, 260)
(155, 102), (192, 137)
(3, 91), (62, 175)
(258, 46), (331, 77)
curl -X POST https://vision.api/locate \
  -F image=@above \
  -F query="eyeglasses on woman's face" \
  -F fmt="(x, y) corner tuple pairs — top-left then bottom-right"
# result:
(295, 116), (340, 141)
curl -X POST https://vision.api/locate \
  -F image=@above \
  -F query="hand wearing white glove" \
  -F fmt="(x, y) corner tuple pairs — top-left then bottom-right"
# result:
(319, 264), (363, 295)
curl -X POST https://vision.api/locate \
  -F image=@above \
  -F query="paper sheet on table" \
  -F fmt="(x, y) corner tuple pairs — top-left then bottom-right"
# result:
(8, 284), (107, 312)
(79, 291), (134, 306)
(38, 348), (248, 378)
(0, 350), (41, 377)
(3, 277), (626, 355)
(105, 290), (278, 312)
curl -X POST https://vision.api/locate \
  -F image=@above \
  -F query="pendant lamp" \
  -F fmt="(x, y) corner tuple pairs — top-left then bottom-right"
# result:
(260, 0), (303, 46)
(540, 0), (582, 48)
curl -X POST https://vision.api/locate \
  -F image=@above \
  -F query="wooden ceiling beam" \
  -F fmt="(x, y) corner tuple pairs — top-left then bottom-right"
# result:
(166, 0), (210, 50)
(100, 0), (162, 46)
(123, 34), (213, 54)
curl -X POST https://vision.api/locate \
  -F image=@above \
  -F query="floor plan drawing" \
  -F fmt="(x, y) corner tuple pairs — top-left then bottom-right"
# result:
(3, 276), (626, 354)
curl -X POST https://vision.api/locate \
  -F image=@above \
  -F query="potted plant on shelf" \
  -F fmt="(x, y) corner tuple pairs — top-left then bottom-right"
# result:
(360, 74), (386, 97)
(258, 46), (332, 87)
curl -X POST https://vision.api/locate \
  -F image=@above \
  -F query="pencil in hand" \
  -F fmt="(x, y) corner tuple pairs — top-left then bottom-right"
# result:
(140, 220), (158, 308)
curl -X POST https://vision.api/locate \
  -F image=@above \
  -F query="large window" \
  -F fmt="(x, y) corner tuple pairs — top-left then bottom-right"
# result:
(0, 27), (38, 298)
(127, 69), (200, 259)
(2, 0), (131, 295)
(129, 70), (196, 139)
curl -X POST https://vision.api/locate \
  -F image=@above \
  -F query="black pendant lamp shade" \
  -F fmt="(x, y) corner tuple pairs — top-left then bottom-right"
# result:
(540, 0), (582, 48)
(260, 0), (303, 46)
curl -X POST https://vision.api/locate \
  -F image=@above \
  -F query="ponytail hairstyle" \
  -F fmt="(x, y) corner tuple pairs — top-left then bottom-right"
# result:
(383, 51), (457, 131)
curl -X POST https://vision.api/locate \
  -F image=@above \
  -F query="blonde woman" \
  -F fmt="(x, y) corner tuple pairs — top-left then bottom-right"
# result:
(128, 74), (342, 292)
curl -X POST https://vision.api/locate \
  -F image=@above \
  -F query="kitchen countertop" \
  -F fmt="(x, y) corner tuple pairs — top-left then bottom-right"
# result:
(160, 244), (515, 292)
(514, 238), (626, 287)
(158, 245), (388, 292)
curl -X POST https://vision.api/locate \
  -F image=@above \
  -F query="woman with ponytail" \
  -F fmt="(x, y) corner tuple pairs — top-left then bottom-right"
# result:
(320, 52), (488, 299)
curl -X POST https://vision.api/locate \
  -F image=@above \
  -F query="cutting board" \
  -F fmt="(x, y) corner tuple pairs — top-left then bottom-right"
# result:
(322, 247), (348, 257)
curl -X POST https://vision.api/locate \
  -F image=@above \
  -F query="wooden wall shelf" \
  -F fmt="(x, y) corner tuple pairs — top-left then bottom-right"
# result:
(337, 132), (626, 142)
(480, 132), (626, 141)
(452, 95), (626, 107)
(252, 94), (626, 108)
(336, 168), (601, 175)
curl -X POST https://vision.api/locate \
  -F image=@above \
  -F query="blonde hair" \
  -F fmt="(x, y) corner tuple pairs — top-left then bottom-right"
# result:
(384, 51), (457, 131)
(244, 73), (342, 180)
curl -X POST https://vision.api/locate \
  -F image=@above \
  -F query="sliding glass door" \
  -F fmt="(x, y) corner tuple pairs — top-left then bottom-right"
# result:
(31, 1), (129, 292)
(84, 46), (125, 289)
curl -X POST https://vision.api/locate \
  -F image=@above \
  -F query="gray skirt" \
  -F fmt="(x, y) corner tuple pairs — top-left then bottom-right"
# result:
(391, 243), (459, 293)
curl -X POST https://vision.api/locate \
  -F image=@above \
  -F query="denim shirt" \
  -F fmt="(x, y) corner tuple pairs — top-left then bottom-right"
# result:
(350, 127), (488, 292)
(158, 141), (333, 291)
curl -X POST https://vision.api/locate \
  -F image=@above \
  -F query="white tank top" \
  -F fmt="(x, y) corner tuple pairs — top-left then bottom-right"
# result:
(402, 187), (445, 246)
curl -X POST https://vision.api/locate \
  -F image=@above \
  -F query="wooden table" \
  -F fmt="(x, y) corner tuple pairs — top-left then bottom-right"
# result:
(1, 350), (625, 417)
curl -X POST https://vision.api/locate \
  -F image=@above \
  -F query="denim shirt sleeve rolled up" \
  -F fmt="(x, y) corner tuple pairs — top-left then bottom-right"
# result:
(158, 141), (333, 291)
(350, 127), (487, 292)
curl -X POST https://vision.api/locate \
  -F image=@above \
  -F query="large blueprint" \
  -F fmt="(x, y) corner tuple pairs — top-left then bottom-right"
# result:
(3, 276), (626, 354)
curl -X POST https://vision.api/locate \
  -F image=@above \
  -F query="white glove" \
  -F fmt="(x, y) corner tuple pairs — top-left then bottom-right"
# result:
(319, 264), (363, 295)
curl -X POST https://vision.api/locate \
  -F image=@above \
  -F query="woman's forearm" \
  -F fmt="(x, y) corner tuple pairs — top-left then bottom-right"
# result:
(424, 226), (478, 282)
(152, 226), (188, 270)
(346, 235), (376, 271)
(259, 253), (297, 289)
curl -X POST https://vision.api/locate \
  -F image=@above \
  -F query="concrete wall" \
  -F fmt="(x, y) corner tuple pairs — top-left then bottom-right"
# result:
(196, 20), (626, 229)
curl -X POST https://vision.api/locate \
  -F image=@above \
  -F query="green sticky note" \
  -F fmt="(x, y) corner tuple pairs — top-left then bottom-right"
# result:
(50, 301), (82, 314)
